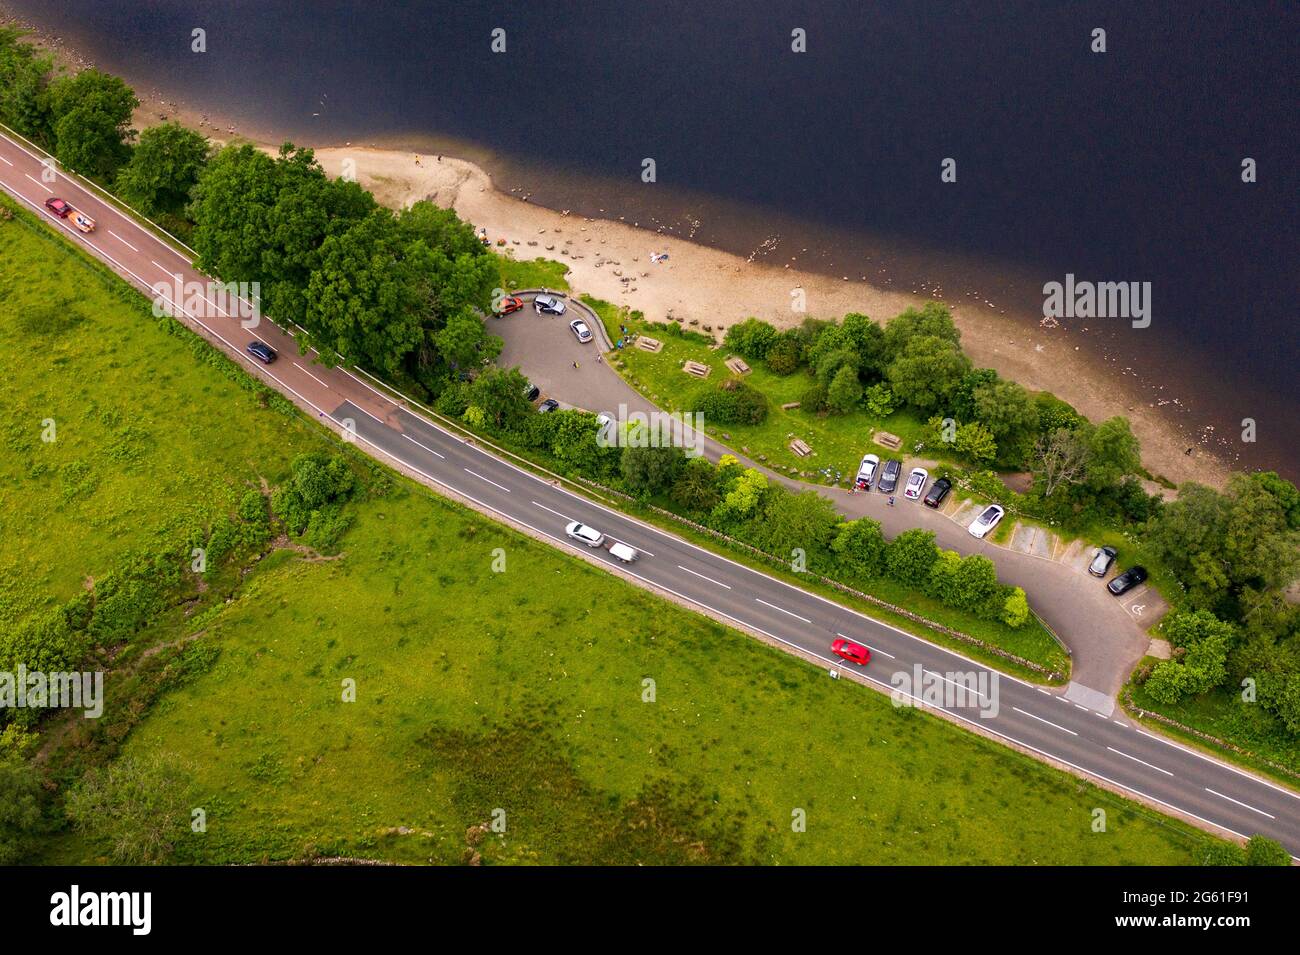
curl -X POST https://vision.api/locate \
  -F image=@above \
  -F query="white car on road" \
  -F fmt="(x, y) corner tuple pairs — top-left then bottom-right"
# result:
(903, 467), (928, 501)
(967, 504), (1005, 539)
(565, 521), (605, 547)
(569, 318), (592, 342)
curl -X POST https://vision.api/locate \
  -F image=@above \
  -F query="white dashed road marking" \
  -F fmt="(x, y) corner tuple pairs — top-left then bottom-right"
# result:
(1012, 707), (1078, 736)
(1106, 747), (1173, 777)
(1205, 789), (1274, 819)
(401, 433), (445, 459)
(677, 564), (729, 588)
(109, 230), (138, 252)
(464, 468), (511, 493)
(755, 599), (812, 624)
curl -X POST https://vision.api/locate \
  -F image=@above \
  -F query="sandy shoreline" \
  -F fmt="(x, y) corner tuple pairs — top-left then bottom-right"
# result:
(1, 6), (1230, 490)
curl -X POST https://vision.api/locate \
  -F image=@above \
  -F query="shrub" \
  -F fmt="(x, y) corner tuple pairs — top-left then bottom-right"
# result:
(1001, 587), (1031, 628)
(696, 380), (769, 425)
(799, 381), (828, 414)
(830, 519), (888, 580)
(723, 318), (778, 359)
(826, 365), (862, 414)
(765, 335), (802, 375)
(865, 383), (895, 417)
(886, 529), (940, 588)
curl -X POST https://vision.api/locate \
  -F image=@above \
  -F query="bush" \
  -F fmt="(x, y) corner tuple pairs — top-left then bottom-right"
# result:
(885, 529), (940, 588)
(1001, 587), (1031, 628)
(670, 457), (721, 514)
(826, 365), (862, 414)
(865, 383), (895, 417)
(830, 519), (888, 580)
(764, 335), (802, 375)
(696, 380), (769, 425)
(799, 381), (828, 414)
(1244, 835), (1290, 866)
(723, 318), (778, 359)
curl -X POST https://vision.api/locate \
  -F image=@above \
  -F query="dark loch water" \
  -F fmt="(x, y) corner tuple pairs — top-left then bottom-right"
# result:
(7, 0), (1297, 478)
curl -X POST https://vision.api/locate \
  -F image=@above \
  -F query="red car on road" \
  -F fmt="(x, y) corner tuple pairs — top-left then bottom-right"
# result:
(493, 295), (525, 316)
(831, 638), (871, 666)
(45, 197), (72, 218)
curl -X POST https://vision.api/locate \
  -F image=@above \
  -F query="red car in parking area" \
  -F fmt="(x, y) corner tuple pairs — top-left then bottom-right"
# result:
(831, 638), (871, 666)
(45, 197), (72, 218)
(493, 295), (524, 316)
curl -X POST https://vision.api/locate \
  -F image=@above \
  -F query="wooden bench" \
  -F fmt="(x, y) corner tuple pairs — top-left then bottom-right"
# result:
(724, 356), (751, 376)
(683, 360), (710, 378)
(874, 431), (903, 450)
(789, 438), (813, 457)
(636, 336), (663, 353)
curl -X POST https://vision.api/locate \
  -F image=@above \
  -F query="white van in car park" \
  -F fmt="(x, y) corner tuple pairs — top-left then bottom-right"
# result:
(608, 541), (639, 563)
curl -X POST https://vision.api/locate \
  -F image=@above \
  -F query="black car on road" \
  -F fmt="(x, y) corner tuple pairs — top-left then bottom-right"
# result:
(246, 340), (277, 364)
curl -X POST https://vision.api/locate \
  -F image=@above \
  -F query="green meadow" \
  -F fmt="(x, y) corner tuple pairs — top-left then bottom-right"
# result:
(3, 198), (1222, 865)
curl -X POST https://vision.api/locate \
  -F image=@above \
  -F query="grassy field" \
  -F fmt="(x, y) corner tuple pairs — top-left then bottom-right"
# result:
(0, 206), (316, 630)
(498, 255), (571, 293)
(4, 197), (1225, 865)
(51, 486), (1215, 865)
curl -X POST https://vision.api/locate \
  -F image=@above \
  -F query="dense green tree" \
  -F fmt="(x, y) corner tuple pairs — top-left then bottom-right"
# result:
(45, 69), (138, 179)
(973, 379), (1040, 467)
(885, 528), (940, 588)
(949, 368), (999, 423)
(955, 421), (998, 466)
(712, 468), (768, 526)
(799, 381), (829, 414)
(1085, 416), (1141, 490)
(926, 549), (964, 605)
(886, 335), (971, 411)
(723, 318), (778, 359)
(300, 209), (428, 373)
(953, 554), (1000, 613)
(1033, 391), (1085, 434)
(1223, 473), (1300, 591)
(1001, 587), (1031, 628)
(1244, 835), (1290, 866)
(764, 334), (802, 374)
(670, 457), (721, 513)
(467, 366), (533, 430)
(864, 383), (895, 417)
(750, 489), (840, 561)
(114, 122), (211, 216)
(0, 28), (53, 141)
(434, 308), (502, 371)
(620, 444), (684, 494)
(882, 302), (960, 361)
(826, 364), (862, 414)
(841, 312), (887, 377)
(0, 756), (42, 865)
(830, 518), (888, 580)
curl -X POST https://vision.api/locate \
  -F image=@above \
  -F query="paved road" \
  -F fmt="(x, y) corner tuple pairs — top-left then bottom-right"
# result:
(2, 129), (1296, 856)
(495, 304), (1147, 696)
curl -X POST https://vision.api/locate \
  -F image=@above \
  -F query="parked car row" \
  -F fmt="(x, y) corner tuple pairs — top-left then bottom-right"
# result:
(855, 454), (952, 508)
(1087, 544), (1147, 595)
